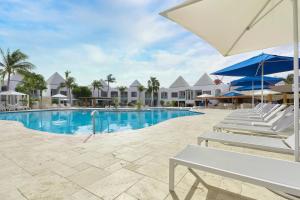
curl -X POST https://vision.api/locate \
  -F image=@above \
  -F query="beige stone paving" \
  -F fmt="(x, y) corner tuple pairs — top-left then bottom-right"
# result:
(0, 109), (293, 200)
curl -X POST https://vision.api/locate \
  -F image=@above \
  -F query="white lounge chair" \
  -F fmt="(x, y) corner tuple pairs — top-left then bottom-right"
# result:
(198, 132), (295, 154)
(214, 111), (294, 136)
(226, 104), (279, 120)
(221, 105), (291, 126)
(225, 104), (286, 122)
(169, 145), (300, 198)
(229, 103), (263, 114)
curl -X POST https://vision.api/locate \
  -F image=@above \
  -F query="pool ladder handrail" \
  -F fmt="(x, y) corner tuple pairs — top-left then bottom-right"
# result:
(91, 110), (98, 134)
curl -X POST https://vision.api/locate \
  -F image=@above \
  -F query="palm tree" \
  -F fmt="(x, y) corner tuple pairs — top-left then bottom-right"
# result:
(91, 80), (103, 97)
(105, 74), (116, 106)
(34, 73), (47, 107)
(59, 70), (76, 105)
(147, 77), (160, 107)
(137, 85), (145, 102)
(0, 48), (35, 90)
(105, 74), (116, 95)
(118, 86), (127, 105)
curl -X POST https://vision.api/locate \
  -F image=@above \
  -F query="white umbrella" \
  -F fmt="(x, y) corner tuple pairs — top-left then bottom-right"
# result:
(196, 94), (213, 98)
(52, 94), (67, 98)
(0, 90), (27, 96)
(197, 94), (213, 108)
(0, 90), (29, 106)
(161, 0), (300, 161)
(253, 89), (280, 96)
(52, 94), (67, 106)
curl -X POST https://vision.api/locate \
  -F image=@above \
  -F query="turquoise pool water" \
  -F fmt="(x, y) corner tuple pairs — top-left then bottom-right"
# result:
(0, 109), (200, 135)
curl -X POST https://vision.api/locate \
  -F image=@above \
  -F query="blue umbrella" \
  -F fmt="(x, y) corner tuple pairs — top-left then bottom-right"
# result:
(230, 76), (283, 86)
(212, 53), (293, 76)
(212, 53), (293, 105)
(235, 85), (270, 91)
(223, 91), (243, 96)
(231, 76), (283, 106)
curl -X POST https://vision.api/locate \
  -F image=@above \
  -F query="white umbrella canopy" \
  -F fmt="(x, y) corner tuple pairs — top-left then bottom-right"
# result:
(253, 89), (280, 96)
(0, 90), (27, 96)
(161, 0), (300, 161)
(160, 0), (297, 56)
(197, 94), (213, 98)
(52, 94), (67, 98)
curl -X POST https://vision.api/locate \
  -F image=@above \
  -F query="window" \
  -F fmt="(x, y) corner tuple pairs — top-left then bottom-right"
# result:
(195, 90), (202, 96)
(171, 92), (178, 98)
(179, 91), (185, 99)
(131, 92), (137, 97)
(51, 89), (58, 96)
(111, 91), (118, 97)
(203, 91), (211, 95)
(161, 92), (168, 99)
(101, 91), (108, 97)
(60, 91), (67, 96)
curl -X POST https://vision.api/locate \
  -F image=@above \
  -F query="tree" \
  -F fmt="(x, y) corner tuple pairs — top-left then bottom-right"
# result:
(147, 77), (160, 106)
(59, 70), (76, 105)
(118, 86), (127, 105)
(137, 85), (145, 102)
(72, 86), (92, 98)
(0, 48), (35, 90)
(15, 72), (47, 108)
(35, 74), (47, 107)
(91, 80), (103, 97)
(105, 74), (116, 106)
(284, 73), (293, 84)
(105, 74), (116, 94)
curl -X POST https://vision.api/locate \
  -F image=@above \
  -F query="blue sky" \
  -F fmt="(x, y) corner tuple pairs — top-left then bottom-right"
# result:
(0, 0), (294, 87)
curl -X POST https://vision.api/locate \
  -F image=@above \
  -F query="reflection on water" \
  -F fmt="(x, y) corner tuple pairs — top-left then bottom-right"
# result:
(0, 109), (200, 135)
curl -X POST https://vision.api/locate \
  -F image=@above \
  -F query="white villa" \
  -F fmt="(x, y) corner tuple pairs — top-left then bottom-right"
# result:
(90, 73), (229, 107)
(1, 72), (229, 107)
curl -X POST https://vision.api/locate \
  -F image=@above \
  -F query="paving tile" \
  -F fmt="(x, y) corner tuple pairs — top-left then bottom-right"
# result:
(67, 166), (111, 187)
(87, 169), (142, 200)
(71, 189), (102, 200)
(127, 177), (169, 200)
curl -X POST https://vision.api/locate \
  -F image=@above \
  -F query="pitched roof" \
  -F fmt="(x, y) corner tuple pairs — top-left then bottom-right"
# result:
(194, 73), (214, 86)
(169, 76), (190, 88)
(130, 80), (142, 87)
(46, 72), (65, 85)
(99, 79), (108, 87)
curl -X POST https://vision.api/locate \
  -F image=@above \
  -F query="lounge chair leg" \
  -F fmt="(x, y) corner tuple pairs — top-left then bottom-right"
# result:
(205, 140), (208, 147)
(169, 159), (176, 191)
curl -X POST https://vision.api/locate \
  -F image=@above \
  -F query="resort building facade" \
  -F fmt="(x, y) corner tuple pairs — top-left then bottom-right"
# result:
(90, 73), (229, 107)
(1, 72), (228, 107)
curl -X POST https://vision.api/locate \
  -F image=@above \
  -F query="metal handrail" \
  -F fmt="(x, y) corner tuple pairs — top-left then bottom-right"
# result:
(91, 110), (98, 134)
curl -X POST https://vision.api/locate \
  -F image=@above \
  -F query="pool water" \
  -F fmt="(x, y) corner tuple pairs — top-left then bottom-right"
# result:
(0, 109), (200, 135)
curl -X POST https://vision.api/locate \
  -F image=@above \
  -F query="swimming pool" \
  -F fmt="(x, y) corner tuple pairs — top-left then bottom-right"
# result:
(0, 109), (200, 135)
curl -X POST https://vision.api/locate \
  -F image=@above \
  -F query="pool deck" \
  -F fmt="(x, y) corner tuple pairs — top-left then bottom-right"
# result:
(0, 109), (292, 200)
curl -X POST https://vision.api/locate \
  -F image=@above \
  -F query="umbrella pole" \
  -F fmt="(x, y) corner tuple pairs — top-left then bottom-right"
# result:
(261, 63), (264, 105)
(293, 0), (299, 162)
(252, 81), (254, 108)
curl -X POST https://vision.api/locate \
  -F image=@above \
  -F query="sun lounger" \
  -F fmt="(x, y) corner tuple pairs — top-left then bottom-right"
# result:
(226, 104), (279, 119)
(169, 145), (300, 198)
(221, 105), (291, 126)
(197, 132), (294, 154)
(226, 104), (285, 122)
(214, 110), (294, 136)
(229, 103), (263, 114)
